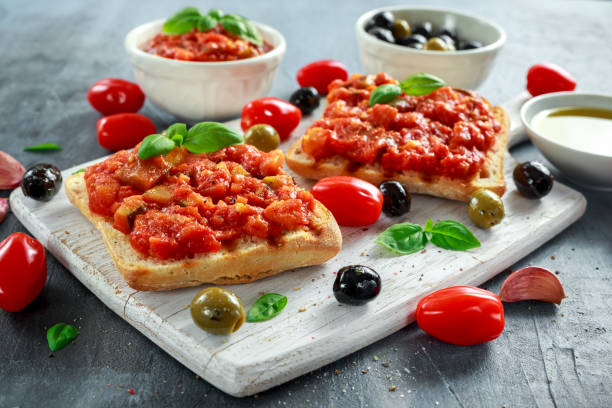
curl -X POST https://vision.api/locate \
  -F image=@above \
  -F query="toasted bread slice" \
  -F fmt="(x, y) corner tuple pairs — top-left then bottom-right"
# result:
(286, 106), (509, 202)
(65, 173), (342, 291)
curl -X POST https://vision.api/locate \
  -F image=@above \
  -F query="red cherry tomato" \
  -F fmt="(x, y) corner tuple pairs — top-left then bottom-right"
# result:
(416, 286), (505, 346)
(97, 113), (156, 151)
(0, 233), (47, 312)
(87, 78), (145, 115)
(297, 60), (349, 95)
(241, 97), (302, 141)
(311, 176), (383, 226)
(526, 63), (577, 97)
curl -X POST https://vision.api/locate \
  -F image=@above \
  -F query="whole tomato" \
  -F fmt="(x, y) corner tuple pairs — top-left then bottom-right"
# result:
(97, 113), (156, 151)
(311, 176), (383, 226)
(526, 64), (576, 96)
(416, 286), (505, 346)
(87, 78), (145, 115)
(297, 60), (349, 95)
(0, 233), (47, 312)
(241, 97), (302, 141)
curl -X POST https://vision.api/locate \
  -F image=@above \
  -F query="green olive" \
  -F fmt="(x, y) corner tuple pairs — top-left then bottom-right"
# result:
(244, 124), (280, 152)
(424, 37), (449, 51)
(392, 19), (411, 40)
(190, 287), (245, 335)
(467, 189), (505, 229)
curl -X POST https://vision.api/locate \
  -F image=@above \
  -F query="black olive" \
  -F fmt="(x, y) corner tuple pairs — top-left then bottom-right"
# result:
(439, 34), (455, 46)
(438, 27), (457, 42)
(371, 11), (395, 31)
(413, 22), (433, 38)
(364, 19), (376, 32)
(289, 87), (320, 115)
(367, 27), (395, 43)
(21, 163), (62, 202)
(459, 40), (483, 50)
(379, 181), (411, 216)
(513, 161), (554, 199)
(333, 265), (381, 306)
(396, 34), (427, 49)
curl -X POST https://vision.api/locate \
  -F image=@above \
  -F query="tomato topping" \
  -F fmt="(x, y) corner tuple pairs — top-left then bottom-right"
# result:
(311, 176), (382, 226)
(297, 60), (349, 95)
(141, 27), (272, 62)
(0, 233), (47, 312)
(526, 63), (577, 97)
(241, 97), (302, 141)
(84, 145), (316, 260)
(87, 78), (145, 115)
(301, 73), (502, 180)
(416, 286), (505, 346)
(97, 113), (157, 152)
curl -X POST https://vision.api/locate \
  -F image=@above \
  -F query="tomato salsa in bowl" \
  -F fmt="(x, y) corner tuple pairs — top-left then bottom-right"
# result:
(125, 13), (285, 121)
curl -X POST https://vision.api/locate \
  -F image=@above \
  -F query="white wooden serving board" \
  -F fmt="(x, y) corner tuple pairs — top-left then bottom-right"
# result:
(10, 100), (586, 397)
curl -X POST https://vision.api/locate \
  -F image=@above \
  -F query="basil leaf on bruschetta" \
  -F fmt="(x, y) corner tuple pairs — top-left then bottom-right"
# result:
(400, 73), (446, 96)
(369, 84), (402, 107)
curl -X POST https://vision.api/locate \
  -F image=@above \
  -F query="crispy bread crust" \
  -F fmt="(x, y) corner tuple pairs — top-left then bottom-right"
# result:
(65, 173), (342, 291)
(286, 106), (510, 202)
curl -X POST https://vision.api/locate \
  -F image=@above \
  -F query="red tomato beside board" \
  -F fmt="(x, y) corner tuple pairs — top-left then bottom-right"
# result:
(241, 97), (302, 141)
(311, 176), (383, 226)
(297, 60), (349, 95)
(0, 233), (47, 312)
(526, 63), (577, 96)
(87, 78), (145, 115)
(97, 113), (156, 151)
(416, 286), (505, 346)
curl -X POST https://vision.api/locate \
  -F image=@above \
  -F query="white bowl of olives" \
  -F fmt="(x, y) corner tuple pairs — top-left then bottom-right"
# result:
(355, 6), (505, 90)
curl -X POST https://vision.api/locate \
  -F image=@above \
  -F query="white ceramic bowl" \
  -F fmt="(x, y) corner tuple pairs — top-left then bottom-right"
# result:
(355, 6), (505, 90)
(125, 20), (286, 121)
(521, 92), (612, 190)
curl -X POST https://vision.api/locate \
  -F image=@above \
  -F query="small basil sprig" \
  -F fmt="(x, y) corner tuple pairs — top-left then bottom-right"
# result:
(375, 218), (480, 255)
(162, 7), (263, 46)
(47, 322), (79, 351)
(138, 121), (243, 160)
(369, 73), (446, 107)
(24, 143), (62, 152)
(247, 293), (287, 322)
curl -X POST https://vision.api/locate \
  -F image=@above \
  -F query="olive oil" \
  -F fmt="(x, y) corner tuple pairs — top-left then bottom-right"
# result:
(532, 107), (612, 156)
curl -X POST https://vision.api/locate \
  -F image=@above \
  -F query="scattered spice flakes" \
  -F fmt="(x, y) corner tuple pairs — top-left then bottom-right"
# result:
(382, 362), (390, 367)
(561, 312), (565, 317)
(293, 287), (301, 291)
(361, 369), (368, 374)
(342, 389), (346, 393)
(254, 394), (259, 398)
(373, 355), (380, 361)
(389, 386), (397, 392)
(420, 249), (427, 254)
(555, 270), (560, 275)
(128, 389), (135, 395)
(551, 255), (556, 260)
(298, 307), (307, 313)
(335, 369), (341, 375)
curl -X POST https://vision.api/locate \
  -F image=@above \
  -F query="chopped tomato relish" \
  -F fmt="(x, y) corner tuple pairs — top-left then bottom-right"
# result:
(84, 145), (315, 260)
(141, 26), (272, 62)
(301, 73), (502, 180)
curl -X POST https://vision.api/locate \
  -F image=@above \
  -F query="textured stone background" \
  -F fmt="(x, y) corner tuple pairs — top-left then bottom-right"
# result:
(0, 0), (610, 407)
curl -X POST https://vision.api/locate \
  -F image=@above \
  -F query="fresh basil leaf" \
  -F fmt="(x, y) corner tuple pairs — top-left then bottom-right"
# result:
(163, 7), (202, 34)
(428, 219), (481, 251)
(220, 16), (248, 38)
(369, 84), (402, 107)
(400, 73), (446, 96)
(424, 217), (434, 241)
(375, 222), (429, 255)
(47, 323), (79, 351)
(247, 293), (287, 322)
(207, 8), (224, 19)
(71, 168), (85, 175)
(184, 122), (243, 154)
(24, 143), (62, 152)
(242, 19), (263, 47)
(138, 134), (176, 160)
(197, 15), (217, 32)
(166, 123), (187, 139)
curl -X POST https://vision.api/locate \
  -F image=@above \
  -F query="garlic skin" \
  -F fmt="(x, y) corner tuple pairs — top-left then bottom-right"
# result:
(0, 198), (7, 224)
(0, 151), (25, 189)
(499, 266), (566, 305)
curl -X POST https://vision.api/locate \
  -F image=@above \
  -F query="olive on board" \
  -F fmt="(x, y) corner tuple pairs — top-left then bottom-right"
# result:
(367, 27), (395, 43)
(379, 180), (411, 216)
(371, 11), (395, 31)
(289, 86), (320, 115)
(513, 161), (554, 198)
(392, 18), (412, 40)
(459, 40), (483, 50)
(467, 189), (505, 229)
(333, 265), (381, 306)
(21, 163), (62, 202)
(190, 287), (246, 335)
(412, 22), (433, 38)
(244, 124), (281, 152)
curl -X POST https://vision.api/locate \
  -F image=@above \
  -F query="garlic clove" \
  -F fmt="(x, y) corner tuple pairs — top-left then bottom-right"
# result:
(0, 198), (8, 224)
(0, 151), (25, 189)
(499, 266), (566, 305)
